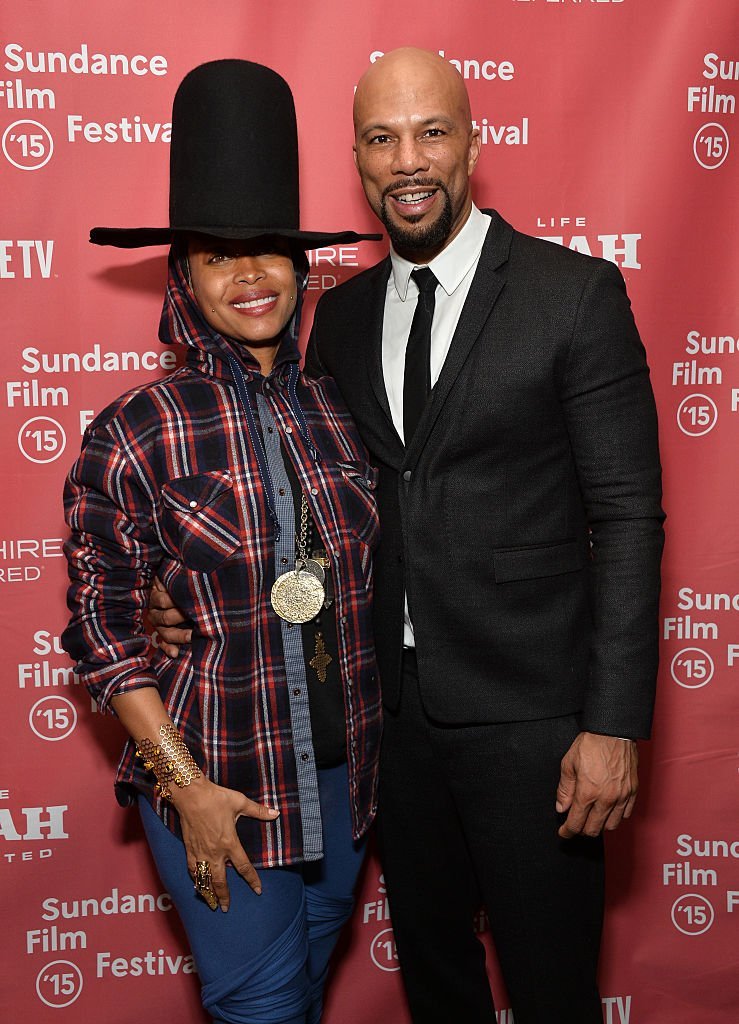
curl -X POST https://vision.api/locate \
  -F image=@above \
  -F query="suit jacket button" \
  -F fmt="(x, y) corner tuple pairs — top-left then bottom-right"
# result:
(402, 471), (411, 482)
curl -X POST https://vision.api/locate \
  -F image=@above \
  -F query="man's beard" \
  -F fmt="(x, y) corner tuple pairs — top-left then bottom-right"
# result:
(379, 180), (453, 256)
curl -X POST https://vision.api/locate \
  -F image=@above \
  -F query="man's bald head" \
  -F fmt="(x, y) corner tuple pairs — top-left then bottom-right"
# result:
(352, 47), (480, 262)
(354, 47), (473, 134)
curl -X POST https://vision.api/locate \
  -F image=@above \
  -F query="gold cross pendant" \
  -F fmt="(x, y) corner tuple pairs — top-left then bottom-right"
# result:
(310, 632), (332, 682)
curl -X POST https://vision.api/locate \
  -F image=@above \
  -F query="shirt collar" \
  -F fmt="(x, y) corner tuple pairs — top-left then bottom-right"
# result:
(389, 204), (489, 301)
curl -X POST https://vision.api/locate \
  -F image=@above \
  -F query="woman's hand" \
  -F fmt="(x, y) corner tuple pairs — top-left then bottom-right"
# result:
(170, 777), (279, 911)
(108, 690), (276, 911)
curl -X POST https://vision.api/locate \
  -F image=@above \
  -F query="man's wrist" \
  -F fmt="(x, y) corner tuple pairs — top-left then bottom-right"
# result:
(585, 731), (634, 742)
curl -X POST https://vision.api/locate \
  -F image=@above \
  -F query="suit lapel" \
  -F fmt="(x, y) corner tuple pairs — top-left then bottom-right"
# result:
(404, 212), (514, 466)
(363, 258), (405, 453)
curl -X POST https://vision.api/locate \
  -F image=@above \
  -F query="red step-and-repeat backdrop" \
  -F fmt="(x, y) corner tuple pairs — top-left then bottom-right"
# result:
(2, 3), (737, 1021)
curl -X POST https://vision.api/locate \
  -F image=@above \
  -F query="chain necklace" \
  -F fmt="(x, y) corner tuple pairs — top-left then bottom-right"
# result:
(270, 494), (326, 623)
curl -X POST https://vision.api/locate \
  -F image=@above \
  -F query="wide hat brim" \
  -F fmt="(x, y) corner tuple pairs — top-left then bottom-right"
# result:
(90, 224), (381, 249)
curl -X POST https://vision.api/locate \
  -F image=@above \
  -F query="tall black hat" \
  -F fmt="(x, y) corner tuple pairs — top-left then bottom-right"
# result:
(91, 60), (379, 249)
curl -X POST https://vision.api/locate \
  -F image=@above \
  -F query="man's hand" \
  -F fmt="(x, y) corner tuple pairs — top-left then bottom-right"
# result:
(149, 577), (191, 657)
(556, 731), (638, 839)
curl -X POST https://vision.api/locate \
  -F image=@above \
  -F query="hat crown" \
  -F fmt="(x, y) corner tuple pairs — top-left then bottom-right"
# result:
(169, 59), (300, 234)
(89, 58), (381, 249)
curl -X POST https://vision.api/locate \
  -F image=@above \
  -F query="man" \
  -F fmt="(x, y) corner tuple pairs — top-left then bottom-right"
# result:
(154, 47), (664, 1024)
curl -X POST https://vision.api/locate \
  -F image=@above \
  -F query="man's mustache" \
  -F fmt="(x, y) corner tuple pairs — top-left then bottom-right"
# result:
(381, 178), (445, 200)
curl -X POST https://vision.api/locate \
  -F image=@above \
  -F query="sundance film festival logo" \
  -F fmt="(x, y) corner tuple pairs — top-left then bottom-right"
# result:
(665, 834), (739, 938)
(688, 53), (736, 170)
(363, 873), (400, 972)
(24, 888), (180, 1011)
(666, 587), (739, 690)
(1, 42), (170, 171)
(19, 627), (79, 741)
(6, 341), (180, 465)
(670, 324), (739, 435)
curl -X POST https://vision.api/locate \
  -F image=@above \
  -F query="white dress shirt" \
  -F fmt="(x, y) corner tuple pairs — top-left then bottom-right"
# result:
(382, 204), (491, 645)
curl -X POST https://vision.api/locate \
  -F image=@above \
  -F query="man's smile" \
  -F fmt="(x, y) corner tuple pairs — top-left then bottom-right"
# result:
(386, 184), (440, 218)
(394, 190), (435, 204)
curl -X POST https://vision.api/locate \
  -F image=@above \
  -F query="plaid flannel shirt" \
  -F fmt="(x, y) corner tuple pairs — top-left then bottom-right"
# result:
(63, 255), (381, 868)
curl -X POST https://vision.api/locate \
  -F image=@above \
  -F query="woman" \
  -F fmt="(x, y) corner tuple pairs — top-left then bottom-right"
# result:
(63, 60), (381, 1024)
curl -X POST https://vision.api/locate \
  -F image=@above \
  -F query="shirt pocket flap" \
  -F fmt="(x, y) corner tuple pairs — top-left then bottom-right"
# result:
(161, 470), (234, 514)
(334, 461), (380, 550)
(159, 471), (240, 574)
(493, 540), (586, 583)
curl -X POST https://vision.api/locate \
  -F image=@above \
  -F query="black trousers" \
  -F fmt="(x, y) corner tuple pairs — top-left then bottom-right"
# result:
(377, 650), (604, 1024)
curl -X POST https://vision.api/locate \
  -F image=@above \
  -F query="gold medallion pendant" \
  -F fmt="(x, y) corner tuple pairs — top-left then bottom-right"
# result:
(271, 565), (325, 623)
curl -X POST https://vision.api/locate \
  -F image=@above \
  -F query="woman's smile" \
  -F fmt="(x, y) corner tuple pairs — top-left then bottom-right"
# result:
(230, 290), (281, 315)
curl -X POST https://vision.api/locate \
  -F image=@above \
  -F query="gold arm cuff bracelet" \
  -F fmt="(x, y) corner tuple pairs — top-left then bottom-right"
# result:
(136, 723), (202, 801)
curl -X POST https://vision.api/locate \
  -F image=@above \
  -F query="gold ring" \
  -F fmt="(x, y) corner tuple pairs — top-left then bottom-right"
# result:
(195, 860), (212, 890)
(198, 886), (219, 911)
(194, 861), (218, 910)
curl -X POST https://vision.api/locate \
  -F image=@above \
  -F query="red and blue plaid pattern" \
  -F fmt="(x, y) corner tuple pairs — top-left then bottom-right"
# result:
(63, 254), (381, 867)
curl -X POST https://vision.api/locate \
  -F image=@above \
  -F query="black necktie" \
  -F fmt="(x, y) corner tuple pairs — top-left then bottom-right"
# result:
(403, 267), (438, 445)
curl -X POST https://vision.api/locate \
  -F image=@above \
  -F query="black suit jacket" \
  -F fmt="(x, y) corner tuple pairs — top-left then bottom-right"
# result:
(306, 210), (664, 738)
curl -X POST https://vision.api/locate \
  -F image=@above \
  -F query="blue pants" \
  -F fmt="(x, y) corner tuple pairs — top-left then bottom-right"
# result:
(139, 764), (366, 1024)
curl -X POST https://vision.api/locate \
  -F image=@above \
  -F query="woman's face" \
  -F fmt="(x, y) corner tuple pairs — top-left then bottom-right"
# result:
(187, 235), (298, 364)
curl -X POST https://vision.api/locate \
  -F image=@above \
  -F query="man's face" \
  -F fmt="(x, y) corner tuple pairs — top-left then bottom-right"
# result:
(353, 52), (480, 262)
